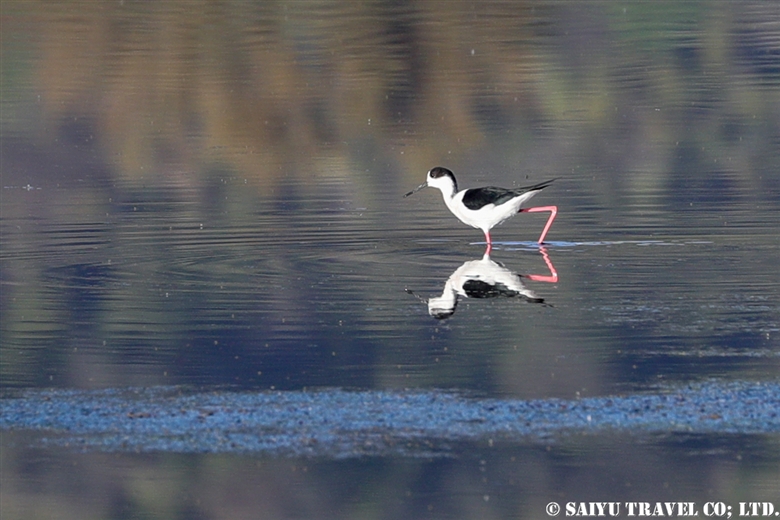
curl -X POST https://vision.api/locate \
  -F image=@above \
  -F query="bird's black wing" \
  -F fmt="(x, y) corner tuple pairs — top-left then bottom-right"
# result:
(462, 187), (516, 210)
(461, 179), (555, 210)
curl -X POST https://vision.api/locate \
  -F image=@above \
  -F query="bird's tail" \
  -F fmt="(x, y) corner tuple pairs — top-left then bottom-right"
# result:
(513, 178), (556, 195)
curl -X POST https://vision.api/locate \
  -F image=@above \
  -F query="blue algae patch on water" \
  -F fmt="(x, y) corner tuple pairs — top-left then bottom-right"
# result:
(1, 380), (779, 458)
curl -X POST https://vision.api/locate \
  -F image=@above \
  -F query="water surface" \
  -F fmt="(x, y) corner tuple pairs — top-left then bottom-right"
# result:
(2, 1), (779, 518)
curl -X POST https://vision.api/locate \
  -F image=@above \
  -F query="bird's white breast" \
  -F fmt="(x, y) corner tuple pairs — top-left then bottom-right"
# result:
(445, 190), (526, 231)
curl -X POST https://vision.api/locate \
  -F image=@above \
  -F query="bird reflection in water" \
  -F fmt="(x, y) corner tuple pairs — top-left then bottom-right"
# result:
(407, 248), (558, 319)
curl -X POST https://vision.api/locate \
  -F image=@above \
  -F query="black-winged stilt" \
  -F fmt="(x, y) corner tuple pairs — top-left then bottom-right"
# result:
(405, 167), (557, 251)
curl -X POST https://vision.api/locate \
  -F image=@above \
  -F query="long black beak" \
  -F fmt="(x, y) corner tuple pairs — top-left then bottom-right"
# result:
(404, 182), (428, 197)
(404, 288), (428, 303)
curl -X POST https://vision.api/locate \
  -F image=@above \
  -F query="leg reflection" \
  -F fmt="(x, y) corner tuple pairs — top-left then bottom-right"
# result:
(526, 247), (558, 283)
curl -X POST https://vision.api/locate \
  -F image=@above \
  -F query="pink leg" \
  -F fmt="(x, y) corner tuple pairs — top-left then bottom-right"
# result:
(520, 205), (558, 244)
(526, 246), (558, 283)
(483, 230), (492, 255)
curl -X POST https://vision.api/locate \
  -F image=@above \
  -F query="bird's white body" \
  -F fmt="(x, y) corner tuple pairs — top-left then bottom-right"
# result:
(431, 177), (542, 235)
(405, 167), (558, 249)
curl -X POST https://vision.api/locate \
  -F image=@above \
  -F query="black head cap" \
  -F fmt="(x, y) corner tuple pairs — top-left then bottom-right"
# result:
(428, 166), (454, 179)
(428, 167), (457, 191)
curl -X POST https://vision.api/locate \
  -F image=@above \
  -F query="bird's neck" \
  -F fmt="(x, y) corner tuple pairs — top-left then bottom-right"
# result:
(438, 183), (457, 202)
(439, 185), (462, 218)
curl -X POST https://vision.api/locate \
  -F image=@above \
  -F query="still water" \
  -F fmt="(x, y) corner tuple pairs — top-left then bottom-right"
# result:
(2, 1), (779, 519)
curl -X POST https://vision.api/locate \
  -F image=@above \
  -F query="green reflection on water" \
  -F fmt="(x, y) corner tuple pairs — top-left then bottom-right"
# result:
(1, 1), (778, 393)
